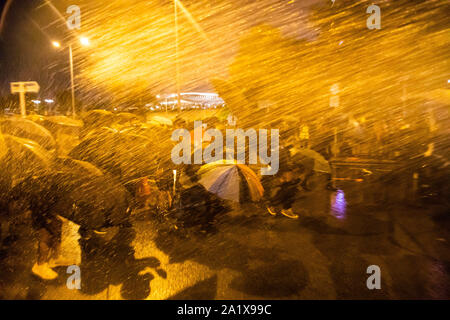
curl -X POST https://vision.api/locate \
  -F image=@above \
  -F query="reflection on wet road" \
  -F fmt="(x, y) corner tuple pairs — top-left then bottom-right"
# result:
(1, 186), (449, 300)
(331, 190), (347, 220)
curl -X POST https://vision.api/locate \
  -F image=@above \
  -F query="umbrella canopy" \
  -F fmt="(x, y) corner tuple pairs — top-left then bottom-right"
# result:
(44, 116), (83, 128)
(0, 117), (56, 151)
(148, 115), (173, 127)
(82, 109), (117, 128)
(118, 125), (174, 166)
(132, 124), (173, 143)
(115, 112), (141, 125)
(197, 160), (264, 202)
(0, 134), (53, 180)
(69, 127), (159, 182)
(63, 173), (131, 229)
(290, 148), (331, 173)
(26, 114), (46, 123)
(10, 171), (131, 230)
(55, 157), (104, 177)
(84, 109), (114, 117)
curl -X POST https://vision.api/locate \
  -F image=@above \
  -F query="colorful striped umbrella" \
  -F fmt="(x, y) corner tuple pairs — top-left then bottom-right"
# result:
(197, 160), (264, 202)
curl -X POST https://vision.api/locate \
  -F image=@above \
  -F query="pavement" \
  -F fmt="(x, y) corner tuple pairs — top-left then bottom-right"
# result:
(1, 181), (449, 300)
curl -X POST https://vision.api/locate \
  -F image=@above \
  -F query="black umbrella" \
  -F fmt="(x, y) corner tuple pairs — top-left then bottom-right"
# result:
(0, 117), (56, 151)
(55, 157), (104, 177)
(10, 171), (131, 230)
(69, 127), (161, 182)
(82, 110), (116, 128)
(0, 133), (54, 181)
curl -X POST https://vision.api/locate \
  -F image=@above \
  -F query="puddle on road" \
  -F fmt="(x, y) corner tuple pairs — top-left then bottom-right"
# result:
(330, 190), (347, 220)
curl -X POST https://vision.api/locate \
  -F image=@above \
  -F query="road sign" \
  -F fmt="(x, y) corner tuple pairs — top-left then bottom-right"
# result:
(10, 81), (40, 116)
(10, 83), (21, 94)
(11, 81), (40, 93)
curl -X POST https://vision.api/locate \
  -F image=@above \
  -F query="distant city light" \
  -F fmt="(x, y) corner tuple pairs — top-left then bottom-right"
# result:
(44, 99), (54, 103)
(32, 100), (41, 104)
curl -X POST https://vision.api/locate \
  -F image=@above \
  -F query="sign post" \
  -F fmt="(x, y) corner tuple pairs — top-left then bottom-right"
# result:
(10, 81), (40, 117)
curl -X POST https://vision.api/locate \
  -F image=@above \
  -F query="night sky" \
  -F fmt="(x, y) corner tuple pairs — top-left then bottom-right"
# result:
(0, 0), (71, 97)
(0, 0), (321, 100)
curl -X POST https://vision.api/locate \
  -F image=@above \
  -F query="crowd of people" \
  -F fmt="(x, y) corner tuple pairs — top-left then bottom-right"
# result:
(1, 100), (448, 281)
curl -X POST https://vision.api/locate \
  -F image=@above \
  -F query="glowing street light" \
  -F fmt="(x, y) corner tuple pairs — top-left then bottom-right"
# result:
(80, 37), (90, 46)
(52, 41), (61, 48)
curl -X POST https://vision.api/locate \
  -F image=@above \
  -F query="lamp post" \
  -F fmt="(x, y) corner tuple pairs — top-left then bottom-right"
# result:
(52, 37), (90, 118)
(174, 0), (181, 112)
(68, 44), (76, 117)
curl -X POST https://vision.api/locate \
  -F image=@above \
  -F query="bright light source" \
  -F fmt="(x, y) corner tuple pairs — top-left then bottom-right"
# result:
(44, 99), (54, 103)
(80, 37), (90, 46)
(156, 95), (161, 99)
(52, 41), (61, 48)
(32, 100), (41, 104)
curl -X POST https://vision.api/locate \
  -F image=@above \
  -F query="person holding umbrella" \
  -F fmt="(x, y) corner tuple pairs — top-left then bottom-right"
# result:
(257, 122), (301, 220)
(263, 142), (301, 219)
(7, 174), (63, 280)
(9, 167), (132, 280)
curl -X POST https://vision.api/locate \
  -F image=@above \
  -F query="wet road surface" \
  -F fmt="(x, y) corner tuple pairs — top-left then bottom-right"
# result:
(1, 186), (449, 300)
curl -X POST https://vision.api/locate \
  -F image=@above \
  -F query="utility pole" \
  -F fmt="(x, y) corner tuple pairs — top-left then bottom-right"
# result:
(175, 0), (181, 112)
(69, 44), (76, 117)
(19, 84), (26, 117)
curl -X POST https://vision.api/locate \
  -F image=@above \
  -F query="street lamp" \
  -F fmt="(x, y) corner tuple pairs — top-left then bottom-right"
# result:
(174, 0), (182, 112)
(80, 37), (90, 46)
(52, 37), (90, 118)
